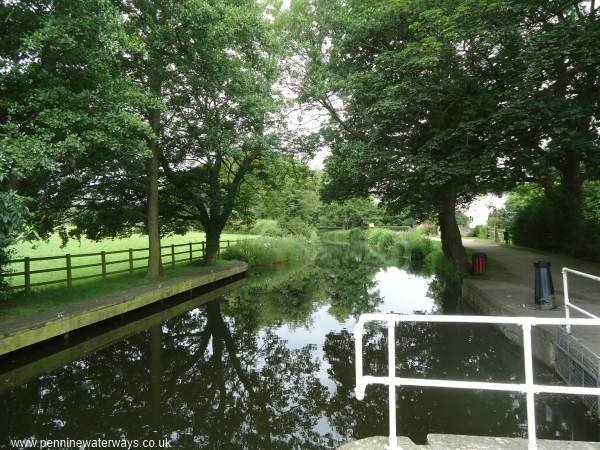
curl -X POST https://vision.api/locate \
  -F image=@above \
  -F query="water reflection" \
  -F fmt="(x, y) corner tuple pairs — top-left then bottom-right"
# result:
(0, 243), (598, 449)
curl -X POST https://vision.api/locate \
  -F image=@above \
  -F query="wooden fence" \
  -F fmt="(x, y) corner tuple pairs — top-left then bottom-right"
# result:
(4, 239), (243, 293)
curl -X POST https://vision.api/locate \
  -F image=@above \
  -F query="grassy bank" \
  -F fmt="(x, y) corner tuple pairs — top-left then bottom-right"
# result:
(6, 232), (254, 288)
(222, 237), (314, 267)
(324, 227), (464, 289)
(320, 228), (368, 242)
(0, 260), (241, 323)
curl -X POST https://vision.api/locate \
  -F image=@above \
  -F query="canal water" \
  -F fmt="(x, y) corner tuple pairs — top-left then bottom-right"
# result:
(0, 243), (598, 449)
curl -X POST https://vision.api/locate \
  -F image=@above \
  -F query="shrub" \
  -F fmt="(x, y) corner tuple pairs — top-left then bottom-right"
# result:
(419, 223), (438, 236)
(402, 230), (433, 261)
(425, 248), (463, 290)
(280, 217), (317, 240)
(320, 229), (350, 241)
(251, 219), (284, 236)
(368, 228), (397, 247)
(377, 230), (399, 251)
(348, 228), (367, 241)
(503, 182), (600, 260)
(222, 237), (312, 266)
(476, 225), (488, 239)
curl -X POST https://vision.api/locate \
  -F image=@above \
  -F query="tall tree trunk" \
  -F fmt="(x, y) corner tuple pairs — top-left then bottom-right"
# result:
(146, 144), (163, 278)
(557, 149), (584, 245)
(145, 76), (163, 279)
(438, 194), (469, 273)
(560, 149), (583, 205)
(204, 225), (222, 266)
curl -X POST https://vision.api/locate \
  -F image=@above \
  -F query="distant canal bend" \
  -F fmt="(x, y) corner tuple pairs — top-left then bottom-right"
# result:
(1, 243), (598, 449)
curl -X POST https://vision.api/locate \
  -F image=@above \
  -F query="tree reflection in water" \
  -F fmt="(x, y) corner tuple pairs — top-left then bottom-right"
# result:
(1, 243), (598, 449)
(0, 300), (332, 449)
(316, 243), (385, 321)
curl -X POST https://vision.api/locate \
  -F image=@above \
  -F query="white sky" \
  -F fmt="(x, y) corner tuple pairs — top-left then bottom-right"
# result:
(464, 194), (507, 227)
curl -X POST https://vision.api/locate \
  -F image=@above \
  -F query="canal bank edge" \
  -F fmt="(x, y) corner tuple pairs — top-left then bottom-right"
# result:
(0, 262), (247, 356)
(462, 277), (600, 416)
(338, 434), (599, 449)
(0, 278), (246, 394)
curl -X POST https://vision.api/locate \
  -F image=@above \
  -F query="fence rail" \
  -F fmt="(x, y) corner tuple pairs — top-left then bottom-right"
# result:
(4, 239), (243, 293)
(354, 313), (600, 450)
(562, 267), (600, 333)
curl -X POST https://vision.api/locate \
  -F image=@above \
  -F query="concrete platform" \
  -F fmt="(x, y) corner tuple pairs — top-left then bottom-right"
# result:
(461, 239), (600, 415)
(338, 434), (599, 449)
(0, 262), (247, 356)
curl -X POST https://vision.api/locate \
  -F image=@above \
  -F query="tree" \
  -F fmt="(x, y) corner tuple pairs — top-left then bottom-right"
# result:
(135, 0), (282, 265)
(0, 0), (151, 277)
(0, 188), (31, 298)
(495, 1), (600, 246)
(283, 0), (524, 271)
(318, 197), (382, 229)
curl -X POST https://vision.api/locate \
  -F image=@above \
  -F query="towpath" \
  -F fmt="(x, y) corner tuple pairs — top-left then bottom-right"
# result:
(461, 238), (600, 390)
(463, 238), (600, 308)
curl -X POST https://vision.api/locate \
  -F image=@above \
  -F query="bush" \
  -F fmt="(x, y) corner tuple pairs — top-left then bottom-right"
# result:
(511, 194), (600, 259)
(368, 228), (398, 247)
(369, 228), (435, 262)
(377, 230), (400, 251)
(320, 228), (367, 242)
(467, 225), (488, 238)
(280, 217), (317, 240)
(401, 230), (433, 261)
(222, 237), (312, 266)
(251, 219), (284, 236)
(348, 228), (367, 241)
(419, 223), (438, 236)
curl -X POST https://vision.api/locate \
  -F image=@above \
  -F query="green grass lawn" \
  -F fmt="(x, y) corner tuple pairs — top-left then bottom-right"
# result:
(0, 259), (240, 323)
(6, 232), (254, 289)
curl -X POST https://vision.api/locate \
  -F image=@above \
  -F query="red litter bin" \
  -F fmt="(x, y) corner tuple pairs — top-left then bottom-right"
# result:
(472, 252), (487, 274)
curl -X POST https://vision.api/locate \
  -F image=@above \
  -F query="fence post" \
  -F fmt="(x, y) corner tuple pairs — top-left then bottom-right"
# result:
(189, 242), (193, 262)
(66, 254), (72, 288)
(201, 241), (205, 257)
(171, 244), (175, 268)
(24, 257), (31, 294)
(226, 240), (230, 249)
(101, 251), (107, 279)
(129, 248), (134, 274)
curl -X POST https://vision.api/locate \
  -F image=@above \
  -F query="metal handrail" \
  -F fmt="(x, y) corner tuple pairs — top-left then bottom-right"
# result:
(562, 267), (600, 333)
(354, 313), (600, 450)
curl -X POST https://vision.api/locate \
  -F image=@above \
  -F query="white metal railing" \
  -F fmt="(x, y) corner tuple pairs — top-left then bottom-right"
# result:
(354, 314), (600, 450)
(562, 267), (600, 333)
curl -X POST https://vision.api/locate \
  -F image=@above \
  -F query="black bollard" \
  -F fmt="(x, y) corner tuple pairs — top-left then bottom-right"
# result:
(534, 261), (555, 310)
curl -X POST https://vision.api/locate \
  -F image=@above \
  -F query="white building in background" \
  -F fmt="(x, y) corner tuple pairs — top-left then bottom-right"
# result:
(463, 194), (507, 228)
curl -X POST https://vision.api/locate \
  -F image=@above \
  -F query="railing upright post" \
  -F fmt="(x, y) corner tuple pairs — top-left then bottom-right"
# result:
(354, 324), (363, 400)
(129, 249), (134, 274)
(24, 257), (31, 294)
(101, 251), (107, 279)
(522, 321), (537, 450)
(562, 268), (571, 333)
(387, 319), (398, 450)
(66, 254), (72, 288)
(201, 241), (205, 257)
(189, 242), (193, 262)
(171, 244), (175, 268)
